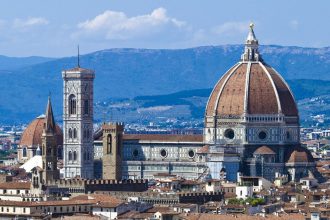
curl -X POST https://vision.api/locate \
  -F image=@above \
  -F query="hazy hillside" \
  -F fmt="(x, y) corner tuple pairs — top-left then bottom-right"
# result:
(2, 45), (330, 123)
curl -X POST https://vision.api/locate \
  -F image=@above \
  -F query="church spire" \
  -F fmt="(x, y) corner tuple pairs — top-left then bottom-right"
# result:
(241, 23), (261, 62)
(77, 45), (80, 68)
(44, 95), (56, 133)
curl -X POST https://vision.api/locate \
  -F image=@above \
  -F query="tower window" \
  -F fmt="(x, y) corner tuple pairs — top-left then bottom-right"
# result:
(68, 151), (72, 161)
(73, 151), (77, 161)
(107, 134), (112, 154)
(69, 128), (72, 139)
(73, 128), (77, 139)
(68, 94), (77, 115)
(84, 100), (89, 115)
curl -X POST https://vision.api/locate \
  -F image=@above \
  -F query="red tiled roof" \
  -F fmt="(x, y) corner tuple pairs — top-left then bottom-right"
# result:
(205, 62), (298, 118)
(197, 145), (209, 154)
(253, 146), (276, 155)
(20, 117), (62, 147)
(179, 213), (305, 220)
(0, 181), (30, 189)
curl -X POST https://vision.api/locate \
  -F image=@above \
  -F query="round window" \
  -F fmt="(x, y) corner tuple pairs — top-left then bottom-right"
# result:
(188, 150), (195, 158)
(258, 131), (267, 140)
(224, 129), (235, 139)
(160, 149), (167, 158)
(132, 149), (139, 157)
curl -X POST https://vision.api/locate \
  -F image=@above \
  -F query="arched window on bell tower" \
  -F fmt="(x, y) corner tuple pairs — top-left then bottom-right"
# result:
(68, 94), (77, 115)
(73, 128), (77, 139)
(73, 151), (77, 161)
(68, 128), (72, 139)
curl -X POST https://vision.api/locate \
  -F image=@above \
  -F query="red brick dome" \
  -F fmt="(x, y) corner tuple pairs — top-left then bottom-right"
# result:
(253, 146), (276, 155)
(286, 147), (314, 163)
(205, 62), (298, 118)
(205, 25), (298, 119)
(20, 115), (63, 148)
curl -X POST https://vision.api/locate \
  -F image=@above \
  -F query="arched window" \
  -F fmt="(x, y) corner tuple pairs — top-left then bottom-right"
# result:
(68, 151), (72, 161)
(107, 134), (112, 154)
(73, 128), (77, 139)
(69, 128), (72, 139)
(73, 151), (77, 161)
(22, 147), (27, 157)
(68, 94), (77, 115)
(84, 100), (89, 115)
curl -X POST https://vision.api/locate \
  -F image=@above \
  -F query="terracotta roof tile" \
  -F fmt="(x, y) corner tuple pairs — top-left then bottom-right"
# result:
(20, 116), (62, 147)
(253, 146), (276, 155)
(205, 62), (298, 118)
(0, 181), (30, 189)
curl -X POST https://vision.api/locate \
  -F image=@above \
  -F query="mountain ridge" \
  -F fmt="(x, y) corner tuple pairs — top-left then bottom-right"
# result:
(2, 44), (330, 123)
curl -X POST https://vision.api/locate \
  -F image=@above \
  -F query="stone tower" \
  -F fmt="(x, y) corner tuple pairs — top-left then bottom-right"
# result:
(41, 97), (60, 183)
(62, 63), (95, 179)
(102, 123), (124, 180)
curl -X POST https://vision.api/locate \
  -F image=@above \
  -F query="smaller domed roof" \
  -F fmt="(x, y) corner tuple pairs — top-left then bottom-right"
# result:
(286, 147), (314, 163)
(253, 146), (276, 155)
(20, 116), (63, 148)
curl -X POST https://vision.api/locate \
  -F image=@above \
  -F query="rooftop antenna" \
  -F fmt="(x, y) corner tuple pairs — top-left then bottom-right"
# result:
(77, 45), (80, 68)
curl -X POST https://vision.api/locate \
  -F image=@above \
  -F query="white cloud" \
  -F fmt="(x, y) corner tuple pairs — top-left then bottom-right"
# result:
(289, 20), (299, 30)
(76, 7), (186, 40)
(212, 21), (250, 36)
(13, 17), (49, 29)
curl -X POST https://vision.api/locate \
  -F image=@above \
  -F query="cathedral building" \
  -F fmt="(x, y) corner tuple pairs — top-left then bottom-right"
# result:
(203, 23), (316, 181)
(18, 24), (318, 183)
(95, 24), (319, 182)
(62, 64), (95, 179)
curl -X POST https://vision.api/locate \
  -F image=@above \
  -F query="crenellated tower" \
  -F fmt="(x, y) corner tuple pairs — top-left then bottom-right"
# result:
(102, 122), (124, 180)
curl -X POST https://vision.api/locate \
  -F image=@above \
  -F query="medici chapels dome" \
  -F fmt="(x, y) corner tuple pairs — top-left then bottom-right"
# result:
(203, 24), (318, 182)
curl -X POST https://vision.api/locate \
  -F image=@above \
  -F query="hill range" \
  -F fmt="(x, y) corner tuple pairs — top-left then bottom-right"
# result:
(1, 45), (330, 124)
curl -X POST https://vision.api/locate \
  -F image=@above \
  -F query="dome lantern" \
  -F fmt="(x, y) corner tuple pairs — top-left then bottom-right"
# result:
(241, 23), (260, 62)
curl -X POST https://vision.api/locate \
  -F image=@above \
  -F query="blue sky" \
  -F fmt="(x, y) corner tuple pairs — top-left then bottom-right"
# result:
(0, 0), (329, 57)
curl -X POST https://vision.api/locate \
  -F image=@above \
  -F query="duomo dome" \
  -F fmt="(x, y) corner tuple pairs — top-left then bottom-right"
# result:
(202, 24), (313, 182)
(204, 24), (299, 146)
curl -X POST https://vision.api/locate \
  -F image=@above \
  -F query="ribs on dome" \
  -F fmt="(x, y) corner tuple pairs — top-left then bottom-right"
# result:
(204, 24), (319, 182)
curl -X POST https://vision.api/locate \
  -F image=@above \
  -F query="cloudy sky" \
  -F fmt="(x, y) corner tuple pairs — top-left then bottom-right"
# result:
(0, 0), (329, 57)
